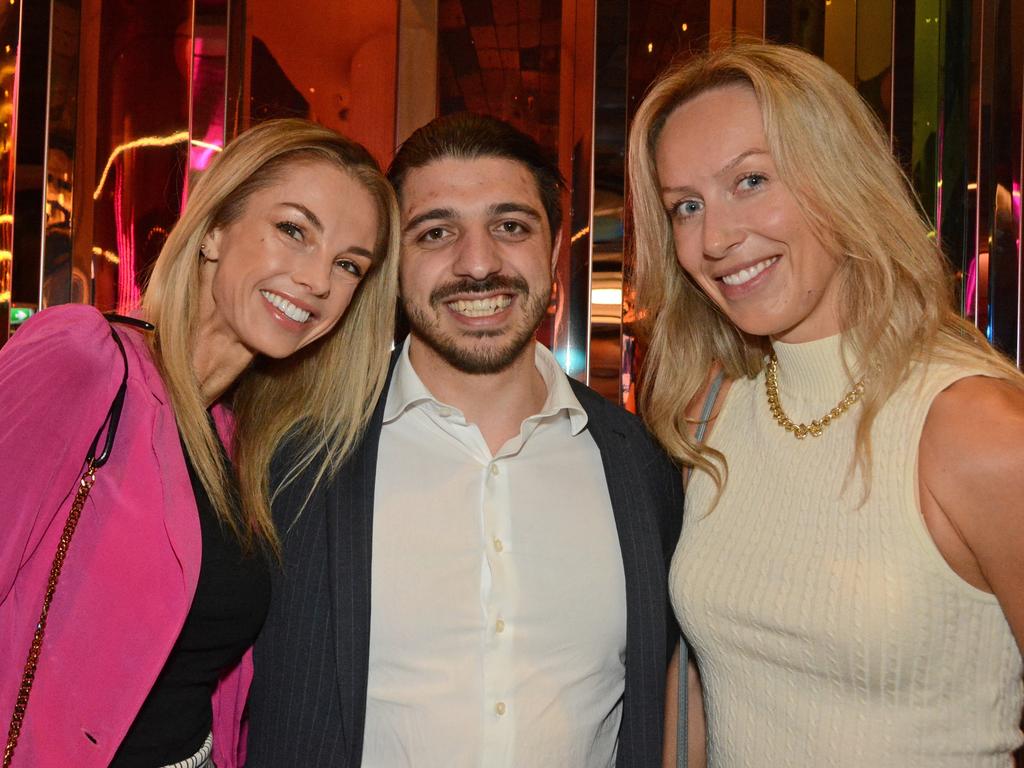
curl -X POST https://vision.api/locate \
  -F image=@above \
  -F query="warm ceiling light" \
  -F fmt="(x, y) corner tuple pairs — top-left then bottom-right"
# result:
(647, 42), (653, 53)
(592, 288), (623, 305)
(681, 23), (688, 31)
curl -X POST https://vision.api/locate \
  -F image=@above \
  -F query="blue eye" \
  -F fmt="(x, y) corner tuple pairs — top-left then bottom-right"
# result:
(672, 199), (704, 219)
(738, 173), (767, 191)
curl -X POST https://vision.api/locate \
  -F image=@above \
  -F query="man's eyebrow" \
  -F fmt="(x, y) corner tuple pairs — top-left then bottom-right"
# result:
(404, 207), (458, 233)
(659, 148), (769, 195)
(281, 202), (323, 232)
(488, 202), (543, 221)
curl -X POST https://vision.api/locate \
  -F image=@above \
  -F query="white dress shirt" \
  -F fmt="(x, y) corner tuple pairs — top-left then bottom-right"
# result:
(362, 339), (627, 768)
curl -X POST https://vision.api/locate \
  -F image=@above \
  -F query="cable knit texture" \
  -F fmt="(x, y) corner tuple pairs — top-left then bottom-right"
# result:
(671, 334), (1023, 767)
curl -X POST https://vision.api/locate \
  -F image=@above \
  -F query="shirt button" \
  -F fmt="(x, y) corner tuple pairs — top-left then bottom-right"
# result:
(493, 538), (504, 552)
(438, 407), (452, 418)
(495, 701), (507, 716)
(496, 618), (506, 633)
(490, 464), (500, 476)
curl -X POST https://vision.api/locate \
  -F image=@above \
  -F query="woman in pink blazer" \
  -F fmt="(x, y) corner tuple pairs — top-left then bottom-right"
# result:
(0, 119), (399, 767)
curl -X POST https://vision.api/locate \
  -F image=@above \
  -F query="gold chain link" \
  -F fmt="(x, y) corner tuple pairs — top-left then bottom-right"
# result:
(764, 353), (866, 439)
(4, 462), (97, 767)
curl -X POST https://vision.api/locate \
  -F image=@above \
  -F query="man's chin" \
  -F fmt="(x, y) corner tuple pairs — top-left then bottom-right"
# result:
(418, 330), (534, 375)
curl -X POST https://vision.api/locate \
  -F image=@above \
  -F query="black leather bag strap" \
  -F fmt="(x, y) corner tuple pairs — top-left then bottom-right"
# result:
(90, 314), (152, 465)
(87, 326), (127, 466)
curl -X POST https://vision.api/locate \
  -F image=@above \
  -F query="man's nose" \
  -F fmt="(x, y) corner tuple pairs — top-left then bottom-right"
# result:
(452, 227), (502, 280)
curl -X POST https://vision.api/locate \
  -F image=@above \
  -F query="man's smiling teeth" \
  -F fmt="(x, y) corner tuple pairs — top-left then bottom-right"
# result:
(448, 295), (513, 317)
(720, 256), (779, 287)
(260, 290), (311, 323)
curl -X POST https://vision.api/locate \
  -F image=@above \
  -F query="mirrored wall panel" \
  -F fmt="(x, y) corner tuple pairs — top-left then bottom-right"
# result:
(58, 0), (194, 314)
(587, 0), (628, 402)
(188, 0), (229, 191)
(42, 0), (82, 312)
(0, 1), (18, 344)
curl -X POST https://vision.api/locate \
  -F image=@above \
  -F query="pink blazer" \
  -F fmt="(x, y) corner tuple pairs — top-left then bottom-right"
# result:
(0, 305), (252, 767)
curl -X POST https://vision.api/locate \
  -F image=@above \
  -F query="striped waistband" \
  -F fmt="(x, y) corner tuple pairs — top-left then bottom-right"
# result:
(160, 732), (213, 768)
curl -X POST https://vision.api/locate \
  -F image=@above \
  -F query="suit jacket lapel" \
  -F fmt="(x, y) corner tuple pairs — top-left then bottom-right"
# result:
(573, 381), (665, 767)
(325, 353), (399, 764)
(582, 404), (650, 643)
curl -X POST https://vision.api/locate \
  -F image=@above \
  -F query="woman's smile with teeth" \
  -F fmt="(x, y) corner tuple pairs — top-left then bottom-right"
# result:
(720, 256), (779, 287)
(260, 289), (312, 323)
(448, 294), (513, 318)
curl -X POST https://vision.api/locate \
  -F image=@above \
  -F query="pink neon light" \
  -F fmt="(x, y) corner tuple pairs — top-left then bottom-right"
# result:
(113, 163), (141, 314)
(1015, 181), (1022, 365)
(964, 255), (978, 317)
(184, 32), (227, 211)
(190, 133), (222, 172)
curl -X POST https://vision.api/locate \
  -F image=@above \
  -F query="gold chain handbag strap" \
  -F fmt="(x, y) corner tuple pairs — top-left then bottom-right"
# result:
(3, 462), (98, 768)
(3, 315), (151, 767)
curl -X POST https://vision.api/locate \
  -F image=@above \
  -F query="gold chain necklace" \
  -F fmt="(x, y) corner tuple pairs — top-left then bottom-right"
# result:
(764, 352), (866, 439)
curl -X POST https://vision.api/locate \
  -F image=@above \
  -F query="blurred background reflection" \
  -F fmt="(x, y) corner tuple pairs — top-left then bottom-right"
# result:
(1, 0), (1021, 408)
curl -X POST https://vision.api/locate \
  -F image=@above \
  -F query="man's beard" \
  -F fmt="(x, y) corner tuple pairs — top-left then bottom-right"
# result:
(402, 275), (550, 375)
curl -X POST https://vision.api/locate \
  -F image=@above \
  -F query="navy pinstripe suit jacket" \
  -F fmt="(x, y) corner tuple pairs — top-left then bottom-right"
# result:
(247, 360), (683, 767)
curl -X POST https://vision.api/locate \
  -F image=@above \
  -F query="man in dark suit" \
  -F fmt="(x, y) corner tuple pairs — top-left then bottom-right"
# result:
(247, 114), (682, 768)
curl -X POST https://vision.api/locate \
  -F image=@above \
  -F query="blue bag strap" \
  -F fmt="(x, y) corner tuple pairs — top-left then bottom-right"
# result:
(677, 367), (725, 768)
(693, 369), (724, 444)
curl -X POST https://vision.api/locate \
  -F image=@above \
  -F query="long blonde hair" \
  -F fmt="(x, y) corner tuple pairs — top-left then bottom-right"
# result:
(142, 118), (400, 555)
(629, 42), (1023, 488)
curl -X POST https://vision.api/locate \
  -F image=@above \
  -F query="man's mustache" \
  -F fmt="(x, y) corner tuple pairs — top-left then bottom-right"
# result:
(430, 275), (530, 305)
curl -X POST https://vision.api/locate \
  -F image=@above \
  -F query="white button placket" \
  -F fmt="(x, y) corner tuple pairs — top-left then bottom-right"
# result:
(481, 458), (514, 762)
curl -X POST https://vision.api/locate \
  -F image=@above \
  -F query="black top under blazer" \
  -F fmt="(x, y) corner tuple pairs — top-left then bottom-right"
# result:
(246, 358), (684, 768)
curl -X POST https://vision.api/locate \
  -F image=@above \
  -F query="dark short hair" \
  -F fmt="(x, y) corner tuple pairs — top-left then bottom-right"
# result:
(387, 113), (565, 235)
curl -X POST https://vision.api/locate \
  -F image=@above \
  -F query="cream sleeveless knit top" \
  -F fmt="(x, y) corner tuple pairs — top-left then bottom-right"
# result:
(671, 334), (1023, 767)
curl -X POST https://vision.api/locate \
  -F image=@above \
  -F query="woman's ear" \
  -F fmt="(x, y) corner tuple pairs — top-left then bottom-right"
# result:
(200, 229), (222, 263)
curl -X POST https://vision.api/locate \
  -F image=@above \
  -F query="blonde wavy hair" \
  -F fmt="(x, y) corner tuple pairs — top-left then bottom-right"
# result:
(629, 42), (1023, 489)
(142, 118), (399, 555)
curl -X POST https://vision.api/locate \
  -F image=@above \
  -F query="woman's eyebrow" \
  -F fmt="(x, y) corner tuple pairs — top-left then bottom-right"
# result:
(280, 202), (323, 233)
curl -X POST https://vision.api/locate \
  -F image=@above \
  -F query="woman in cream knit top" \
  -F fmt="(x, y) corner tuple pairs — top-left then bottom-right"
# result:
(673, 336), (1022, 765)
(628, 43), (1024, 766)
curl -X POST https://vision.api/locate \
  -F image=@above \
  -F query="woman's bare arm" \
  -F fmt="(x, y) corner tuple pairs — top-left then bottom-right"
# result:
(919, 375), (1024, 654)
